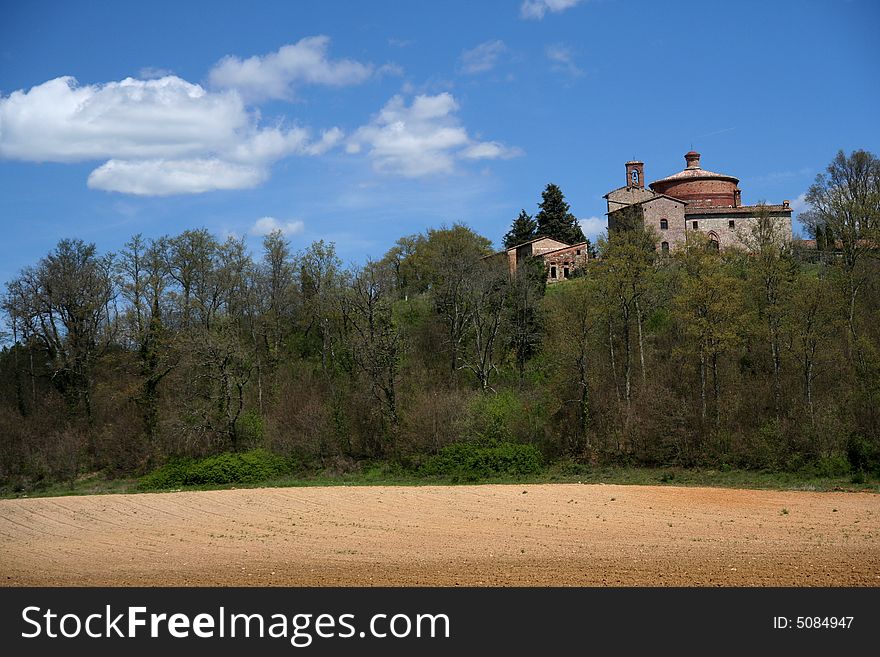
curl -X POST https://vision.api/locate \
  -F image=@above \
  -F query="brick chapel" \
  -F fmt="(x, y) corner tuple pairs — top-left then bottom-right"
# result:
(605, 151), (793, 254)
(497, 151), (794, 283)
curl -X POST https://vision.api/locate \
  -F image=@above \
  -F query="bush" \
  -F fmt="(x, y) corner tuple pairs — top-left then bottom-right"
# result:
(140, 449), (296, 490)
(420, 441), (543, 481)
(847, 435), (880, 475)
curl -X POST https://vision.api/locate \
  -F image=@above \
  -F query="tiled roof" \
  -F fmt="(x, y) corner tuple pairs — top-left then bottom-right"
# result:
(650, 167), (739, 185)
(684, 204), (791, 215)
(539, 242), (590, 257)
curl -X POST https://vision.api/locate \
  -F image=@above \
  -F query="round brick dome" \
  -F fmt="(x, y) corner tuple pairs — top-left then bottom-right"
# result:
(649, 152), (740, 208)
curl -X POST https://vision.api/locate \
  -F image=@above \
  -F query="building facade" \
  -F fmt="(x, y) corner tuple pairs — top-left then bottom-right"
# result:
(493, 236), (590, 284)
(605, 151), (793, 252)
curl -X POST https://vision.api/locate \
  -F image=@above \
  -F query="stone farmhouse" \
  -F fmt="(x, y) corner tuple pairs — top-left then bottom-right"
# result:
(495, 151), (793, 283)
(499, 236), (591, 283)
(606, 151), (793, 254)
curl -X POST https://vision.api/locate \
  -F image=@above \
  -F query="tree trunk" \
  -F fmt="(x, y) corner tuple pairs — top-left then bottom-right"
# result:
(699, 350), (707, 422)
(635, 298), (647, 385)
(608, 318), (621, 404)
(804, 357), (814, 426)
(711, 351), (721, 429)
(771, 333), (781, 418)
(622, 304), (631, 410)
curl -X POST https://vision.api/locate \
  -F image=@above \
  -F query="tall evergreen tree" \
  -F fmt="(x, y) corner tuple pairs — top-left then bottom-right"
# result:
(503, 209), (537, 248)
(535, 183), (586, 244)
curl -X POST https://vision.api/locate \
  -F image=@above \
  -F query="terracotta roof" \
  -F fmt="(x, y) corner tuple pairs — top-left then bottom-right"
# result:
(504, 235), (571, 251)
(684, 204), (791, 215)
(603, 186), (660, 200)
(483, 235), (572, 259)
(650, 166), (739, 186)
(605, 194), (687, 215)
(539, 242), (590, 257)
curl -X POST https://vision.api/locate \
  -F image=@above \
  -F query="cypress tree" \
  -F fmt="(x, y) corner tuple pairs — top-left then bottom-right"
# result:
(535, 183), (585, 244)
(503, 209), (538, 248)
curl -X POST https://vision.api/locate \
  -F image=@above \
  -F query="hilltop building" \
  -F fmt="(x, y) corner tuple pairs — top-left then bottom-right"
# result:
(495, 150), (793, 283)
(605, 151), (793, 253)
(495, 236), (591, 283)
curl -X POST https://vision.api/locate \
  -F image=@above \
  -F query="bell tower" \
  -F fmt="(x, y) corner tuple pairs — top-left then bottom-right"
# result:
(625, 160), (644, 189)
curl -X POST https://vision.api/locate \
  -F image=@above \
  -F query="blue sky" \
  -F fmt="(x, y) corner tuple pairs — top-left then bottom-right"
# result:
(1, 0), (878, 284)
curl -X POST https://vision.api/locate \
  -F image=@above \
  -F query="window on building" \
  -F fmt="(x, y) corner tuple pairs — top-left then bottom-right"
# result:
(563, 266), (570, 278)
(692, 221), (698, 230)
(550, 266), (557, 279)
(661, 241), (669, 254)
(631, 170), (639, 184)
(575, 249), (581, 255)
(708, 238), (720, 251)
(728, 220), (735, 229)
(660, 218), (668, 230)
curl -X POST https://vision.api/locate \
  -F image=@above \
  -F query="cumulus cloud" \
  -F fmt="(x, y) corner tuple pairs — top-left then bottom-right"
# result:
(249, 216), (305, 237)
(578, 215), (606, 239)
(347, 93), (521, 177)
(521, 0), (582, 20)
(208, 36), (374, 101)
(459, 40), (507, 75)
(789, 193), (809, 214)
(0, 76), (247, 162)
(88, 159), (266, 196)
(0, 75), (343, 195)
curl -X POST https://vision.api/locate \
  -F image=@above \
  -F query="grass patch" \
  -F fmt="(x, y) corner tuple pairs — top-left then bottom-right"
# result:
(3, 456), (879, 499)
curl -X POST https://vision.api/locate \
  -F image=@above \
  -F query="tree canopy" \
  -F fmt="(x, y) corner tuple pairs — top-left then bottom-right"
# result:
(535, 183), (586, 245)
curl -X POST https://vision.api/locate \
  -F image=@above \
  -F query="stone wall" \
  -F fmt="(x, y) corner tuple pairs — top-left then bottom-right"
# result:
(543, 243), (589, 283)
(685, 207), (793, 250)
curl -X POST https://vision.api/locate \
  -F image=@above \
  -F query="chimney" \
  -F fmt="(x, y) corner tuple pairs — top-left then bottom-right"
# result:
(685, 151), (701, 169)
(734, 189), (742, 207)
(625, 160), (644, 189)
(783, 199), (790, 209)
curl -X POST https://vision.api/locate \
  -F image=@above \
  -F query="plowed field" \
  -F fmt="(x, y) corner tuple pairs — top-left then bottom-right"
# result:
(1, 483), (877, 586)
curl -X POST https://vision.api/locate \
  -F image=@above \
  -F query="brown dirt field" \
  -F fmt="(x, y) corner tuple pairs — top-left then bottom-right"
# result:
(1, 483), (878, 586)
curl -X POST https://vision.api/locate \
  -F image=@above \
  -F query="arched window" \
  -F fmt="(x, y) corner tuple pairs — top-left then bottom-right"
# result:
(631, 169), (639, 184)
(708, 234), (720, 251)
(661, 241), (669, 254)
(660, 218), (668, 230)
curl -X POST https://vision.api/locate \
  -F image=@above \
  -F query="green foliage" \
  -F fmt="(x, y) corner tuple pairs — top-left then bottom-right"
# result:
(467, 389), (529, 443)
(238, 410), (265, 445)
(503, 209), (538, 248)
(420, 441), (544, 480)
(847, 435), (880, 475)
(535, 183), (585, 244)
(140, 449), (296, 490)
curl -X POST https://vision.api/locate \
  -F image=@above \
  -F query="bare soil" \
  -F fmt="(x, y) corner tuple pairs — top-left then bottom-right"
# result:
(1, 483), (877, 586)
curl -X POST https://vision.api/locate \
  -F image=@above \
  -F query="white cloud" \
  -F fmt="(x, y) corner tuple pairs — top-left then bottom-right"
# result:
(546, 43), (584, 77)
(459, 40), (507, 75)
(578, 215), (606, 239)
(462, 141), (522, 160)
(521, 0), (582, 20)
(0, 75), (343, 195)
(249, 216), (305, 237)
(208, 36), (374, 101)
(0, 76), (247, 162)
(88, 158), (265, 195)
(347, 93), (521, 177)
(789, 193), (809, 214)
